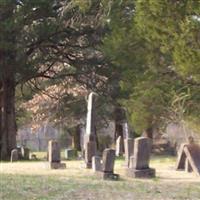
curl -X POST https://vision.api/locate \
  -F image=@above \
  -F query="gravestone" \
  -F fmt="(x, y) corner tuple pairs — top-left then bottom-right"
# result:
(183, 144), (200, 175)
(10, 149), (18, 162)
(64, 149), (77, 160)
(92, 156), (102, 172)
(85, 141), (96, 168)
(98, 148), (119, 180)
(176, 136), (200, 176)
(48, 140), (66, 169)
(102, 149), (115, 173)
(48, 140), (60, 162)
(21, 147), (30, 160)
(17, 147), (23, 159)
(116, 136), (124, 156)
(126, 137), (155, 178)
(84, 92), (98, 168)
(124, 138), (134, 167)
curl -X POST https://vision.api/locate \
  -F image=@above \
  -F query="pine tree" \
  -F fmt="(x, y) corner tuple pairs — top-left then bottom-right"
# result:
(0, 0), (112, 159)
(102, 0), (200, 134)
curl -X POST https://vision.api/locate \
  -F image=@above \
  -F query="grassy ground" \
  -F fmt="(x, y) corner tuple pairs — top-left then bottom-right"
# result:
(1, 154), (200, 200)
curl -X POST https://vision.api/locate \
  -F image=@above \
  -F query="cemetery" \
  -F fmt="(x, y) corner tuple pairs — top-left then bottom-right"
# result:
(0, 0), (200, 200)
(1, 91), (200, 200)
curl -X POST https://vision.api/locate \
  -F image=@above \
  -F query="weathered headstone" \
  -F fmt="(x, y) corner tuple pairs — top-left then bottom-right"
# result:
(99, 148), (119, 180)
(124, 138), (134, 167)
(126, 137), (155, 178)
(132, 137), (152, 169)
(64, 149), (77, 160)
(102, 149), (115, 173)
(48, 140), (66, 169)
(85, 141), (96, 168)
(176, 136), (200, 175)
(92, 156), (102, 172)
(48, 140), (60, 163)
(115, 136), (124, 156)
(10, 149), (18, 162)
(184, 144), (200, 176)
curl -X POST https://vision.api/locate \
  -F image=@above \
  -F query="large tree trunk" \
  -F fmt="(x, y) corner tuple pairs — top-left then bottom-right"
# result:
(0, 82), (3, 159)
(0, 71), (16, 160)
(0, 3), (16, 160)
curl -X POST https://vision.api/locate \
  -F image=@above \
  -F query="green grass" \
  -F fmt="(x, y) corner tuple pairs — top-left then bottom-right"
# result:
(1, 155), (200, 200)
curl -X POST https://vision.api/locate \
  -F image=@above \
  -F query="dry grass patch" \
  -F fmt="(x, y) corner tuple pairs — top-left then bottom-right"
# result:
(1, 155), (200, 200)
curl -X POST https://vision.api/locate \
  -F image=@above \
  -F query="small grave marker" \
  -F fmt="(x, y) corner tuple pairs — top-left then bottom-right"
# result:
(10, 149), (18, 162)
(48, 140), (66, 169)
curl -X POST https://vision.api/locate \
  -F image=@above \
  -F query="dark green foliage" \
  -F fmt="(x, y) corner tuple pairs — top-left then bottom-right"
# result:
(103, 0), (200, 133)
(0, 0), (113, 159)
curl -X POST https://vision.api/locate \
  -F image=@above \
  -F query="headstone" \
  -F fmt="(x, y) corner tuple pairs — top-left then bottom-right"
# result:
(98, 148), (119, 180)
(129, 155), (135, 169)
(85, 141), (96, 168)
(21, 147), (30, 160)
(184, 144), (200, 176)
(102, 149), (115, 173)
(124, 138), (134, 167)
(64, 149), (77, 160)
(176, 136), (200, 175)
(132, 137), (152, 169)
(48, 140), (60, 163)
(126, 137), (155, 178)
(10, 149), (18, 162)
(92, 156), (102, 172)
(115, 136), (124, 156)
(48, 140), (66, 169)
(17, 147), (23, 159)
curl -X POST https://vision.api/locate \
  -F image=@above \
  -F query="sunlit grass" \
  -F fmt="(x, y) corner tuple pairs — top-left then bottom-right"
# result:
(1, 155), (200, 200)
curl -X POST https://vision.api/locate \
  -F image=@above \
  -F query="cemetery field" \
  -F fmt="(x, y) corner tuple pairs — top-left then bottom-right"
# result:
(1, 155), (200, 200)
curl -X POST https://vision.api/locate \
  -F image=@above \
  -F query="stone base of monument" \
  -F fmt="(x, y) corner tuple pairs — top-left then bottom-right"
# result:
(126, 168), (155, 178)
(48, 162), (66, 169)
(96, 171), (119, 180)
